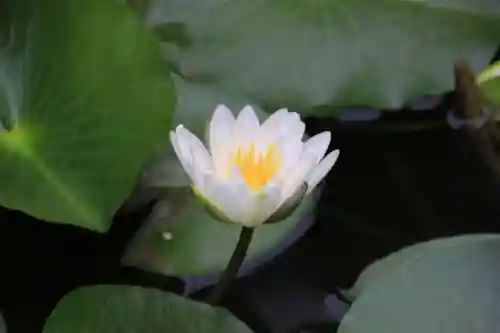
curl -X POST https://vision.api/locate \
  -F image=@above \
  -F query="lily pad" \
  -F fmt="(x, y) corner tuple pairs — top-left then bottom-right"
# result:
(343, 233), (500, 300)
(338, 234), (500, 333)
(142, 0), (500, 111)
(0, 0), (175, 231)
(122, 186), (313, 276)
(42, 285), (253, 333)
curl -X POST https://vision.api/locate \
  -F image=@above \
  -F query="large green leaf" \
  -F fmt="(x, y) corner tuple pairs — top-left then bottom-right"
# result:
(343, 234), (500, 300)
(122, 186), (313, 276)
(42, 285), (253, 333)
(140, 0), (500, 111)
(0, 0), (175, 231)
(338, 234), (500, 333)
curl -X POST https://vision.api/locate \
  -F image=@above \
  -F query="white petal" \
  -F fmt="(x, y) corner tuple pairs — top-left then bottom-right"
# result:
(274, 119), (305, 174)
(258, 111), (305, 176)
(277, 113), (305, 145)
(170, 129), (195, 181)
(176, 126), (213, 186)
(233, 105), (260, 149)
(177, 127), (212, 168)
(259, 108), (289, 136)
(208, 105), (236, 176)
(289, 117), (306, 142)
(274, 132), (330, 198)
(190, 146), (215, 191)
(260, 110), (304, 145)
(198, 174), (282, 227)
(254, 110), (288, 153)
(278, 151), (318, 204)
(302, 131), (331, 164)
(241, 182), (282, 227)
(305, 149), (339, 194)
(172, 125), (193, 165)
(200, 175), (254, 225)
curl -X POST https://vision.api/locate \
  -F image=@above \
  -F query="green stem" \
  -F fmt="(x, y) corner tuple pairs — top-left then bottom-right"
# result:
(208, 226), (254, 305)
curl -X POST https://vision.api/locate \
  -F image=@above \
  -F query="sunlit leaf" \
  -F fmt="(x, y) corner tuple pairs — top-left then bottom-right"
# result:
(0, 0), (175, 231)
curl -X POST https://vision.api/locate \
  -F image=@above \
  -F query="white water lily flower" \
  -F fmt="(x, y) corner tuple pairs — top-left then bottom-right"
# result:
(170, 105), (339, 228)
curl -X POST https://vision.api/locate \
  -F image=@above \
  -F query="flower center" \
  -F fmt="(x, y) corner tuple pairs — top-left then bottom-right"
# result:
(230, 142), (282, 191)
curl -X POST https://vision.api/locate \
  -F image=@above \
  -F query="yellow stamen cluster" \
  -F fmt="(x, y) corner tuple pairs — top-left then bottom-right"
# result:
(230, 143), (282, 191)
